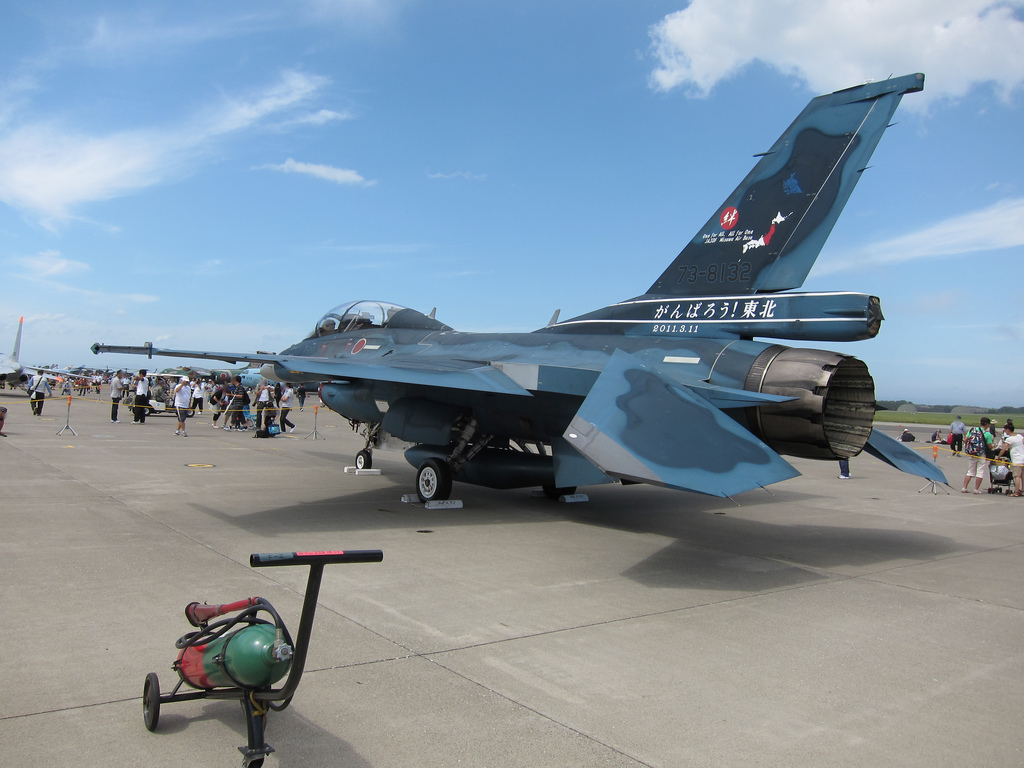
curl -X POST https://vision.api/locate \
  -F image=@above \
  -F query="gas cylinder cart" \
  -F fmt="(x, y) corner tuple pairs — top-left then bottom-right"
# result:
(142, 549), (384, 767)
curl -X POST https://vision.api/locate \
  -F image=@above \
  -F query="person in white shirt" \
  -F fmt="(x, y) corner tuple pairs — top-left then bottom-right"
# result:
(110, 370), (124, 423)
(279, 383), (296, 433)
(28, 373), (52, 415)
(998, 421), (1024, 497)
(190, 379), (206, 415)
(173, 376), (193, 437)
(253, 379), (275, 434)
(132, 370), (150, 424)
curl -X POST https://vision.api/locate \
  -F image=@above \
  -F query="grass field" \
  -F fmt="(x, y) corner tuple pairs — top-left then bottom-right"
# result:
(874, 411), (1024, 426)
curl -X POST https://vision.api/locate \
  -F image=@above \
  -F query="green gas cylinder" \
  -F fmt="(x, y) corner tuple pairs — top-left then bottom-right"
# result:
(176, 623), (291, 689)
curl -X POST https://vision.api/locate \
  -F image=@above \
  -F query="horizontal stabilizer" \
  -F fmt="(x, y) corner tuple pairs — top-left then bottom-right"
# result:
(863, 428), (948, 485)
(564, 350), (799, 497)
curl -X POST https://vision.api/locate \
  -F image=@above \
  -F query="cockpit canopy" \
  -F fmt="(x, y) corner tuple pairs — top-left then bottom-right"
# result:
(308, 300), (451, 339)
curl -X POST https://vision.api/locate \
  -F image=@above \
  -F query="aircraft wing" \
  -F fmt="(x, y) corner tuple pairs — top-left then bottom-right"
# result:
(22, 364), (70, 380)
(1, 359), (70, 380)
(272, 356), (531, 396)
(563, 349), (800, 497)
(91, 343), (531, 396)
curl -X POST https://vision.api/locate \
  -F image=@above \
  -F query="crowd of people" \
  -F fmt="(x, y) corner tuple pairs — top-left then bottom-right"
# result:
(13, 368), (311, 439)
(106, 370), (310, 437)
(952, 416), (1024, 497)
(890, 417), (1023, 496)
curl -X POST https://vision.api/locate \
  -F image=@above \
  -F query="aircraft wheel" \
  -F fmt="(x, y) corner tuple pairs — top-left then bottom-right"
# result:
(143, 672), (160, 732)
(416, 459), (452, 503)
(542, 485), (576, 500)
(355, 449), (372, 470)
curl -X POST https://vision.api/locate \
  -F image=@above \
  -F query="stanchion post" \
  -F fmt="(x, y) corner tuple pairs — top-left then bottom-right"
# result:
(304, 404), (324, 440)
(56, 394), (78, 436)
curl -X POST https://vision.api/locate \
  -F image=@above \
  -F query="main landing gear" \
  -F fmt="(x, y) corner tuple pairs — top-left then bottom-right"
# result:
(416, 458), (453, 503)
(355, 449), (372, 470)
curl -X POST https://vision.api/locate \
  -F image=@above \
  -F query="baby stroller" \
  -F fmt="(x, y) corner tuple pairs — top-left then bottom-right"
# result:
(988, 459), (1014, 494)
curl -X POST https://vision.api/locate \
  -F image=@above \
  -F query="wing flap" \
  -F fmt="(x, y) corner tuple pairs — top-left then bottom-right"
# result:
(564, 350), (799, 497)
(863, 428), (948, 485)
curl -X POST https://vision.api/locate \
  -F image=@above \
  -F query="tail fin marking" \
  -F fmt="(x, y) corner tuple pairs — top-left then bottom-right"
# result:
(647, 73), (924, 297)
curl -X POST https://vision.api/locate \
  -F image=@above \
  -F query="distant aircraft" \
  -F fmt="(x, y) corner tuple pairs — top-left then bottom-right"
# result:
(95, 73), (946, 501)
(1, 317), (69, 389)
(158, 364), (263, 387)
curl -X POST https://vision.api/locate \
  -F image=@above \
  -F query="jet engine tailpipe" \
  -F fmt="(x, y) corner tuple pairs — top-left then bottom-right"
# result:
(744, 345), (875, 460)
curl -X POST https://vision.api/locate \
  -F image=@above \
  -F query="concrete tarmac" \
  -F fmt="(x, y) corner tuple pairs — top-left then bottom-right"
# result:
(1, 390), (1022, 767)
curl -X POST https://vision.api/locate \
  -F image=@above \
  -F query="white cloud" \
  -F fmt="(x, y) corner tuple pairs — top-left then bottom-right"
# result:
(649, 0), (1024, 106)
(266, 157), (373, 185)
(10, 250), (91, 277)
(0, 126), (166, 221)
(817, 197), (1024, 274)
(84, 15), (254, 58)
(288, 108), (354, 126)
(0, 69), (332, 222)
(5, 250), (158, 306)
(205, 70), (329, 136)
(427, 170), (487, 181)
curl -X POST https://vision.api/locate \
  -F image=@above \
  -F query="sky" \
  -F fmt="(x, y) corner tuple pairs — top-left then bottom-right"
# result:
(1, 0), (1022, 408)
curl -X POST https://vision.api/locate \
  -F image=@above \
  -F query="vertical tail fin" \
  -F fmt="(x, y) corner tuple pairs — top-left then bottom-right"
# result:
(647, 73), (924, 297)
(11, 316), (23, 361)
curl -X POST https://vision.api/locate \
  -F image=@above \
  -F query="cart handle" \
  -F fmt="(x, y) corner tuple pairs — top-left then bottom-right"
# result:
(250, 550), (383, 567)
(248, 549), (383, 703)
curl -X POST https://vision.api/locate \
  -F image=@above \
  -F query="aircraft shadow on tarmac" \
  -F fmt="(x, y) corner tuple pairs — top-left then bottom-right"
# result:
(145, 698), (372, 768)
(190, 478), (963, 594)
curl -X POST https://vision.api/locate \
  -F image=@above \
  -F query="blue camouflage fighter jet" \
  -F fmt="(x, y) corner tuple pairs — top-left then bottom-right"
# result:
(94, 73), (946, 502)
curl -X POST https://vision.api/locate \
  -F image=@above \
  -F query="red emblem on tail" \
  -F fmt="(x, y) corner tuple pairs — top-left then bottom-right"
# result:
(720, 207), (739, 230)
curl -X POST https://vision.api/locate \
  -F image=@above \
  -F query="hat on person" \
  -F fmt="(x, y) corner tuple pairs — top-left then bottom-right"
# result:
(180, 376), (189, 382)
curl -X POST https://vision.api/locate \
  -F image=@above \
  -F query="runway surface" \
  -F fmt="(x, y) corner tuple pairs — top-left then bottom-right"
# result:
(1, 390), (1022, 767)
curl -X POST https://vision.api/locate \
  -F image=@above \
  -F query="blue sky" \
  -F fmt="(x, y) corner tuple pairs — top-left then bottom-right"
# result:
(1, 0), (1022, 407)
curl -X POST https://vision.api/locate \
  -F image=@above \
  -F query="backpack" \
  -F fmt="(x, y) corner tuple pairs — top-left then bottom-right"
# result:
(964, 427), (986, 457)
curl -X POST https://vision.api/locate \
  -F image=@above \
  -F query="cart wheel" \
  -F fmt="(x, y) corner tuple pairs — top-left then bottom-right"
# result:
(143, 672), (161, 731)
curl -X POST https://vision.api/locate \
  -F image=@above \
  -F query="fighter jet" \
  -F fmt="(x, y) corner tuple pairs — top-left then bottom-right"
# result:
(1, 316), (69, 389)
(159, 364), (264, 387)
(94, 73), (946, 501)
